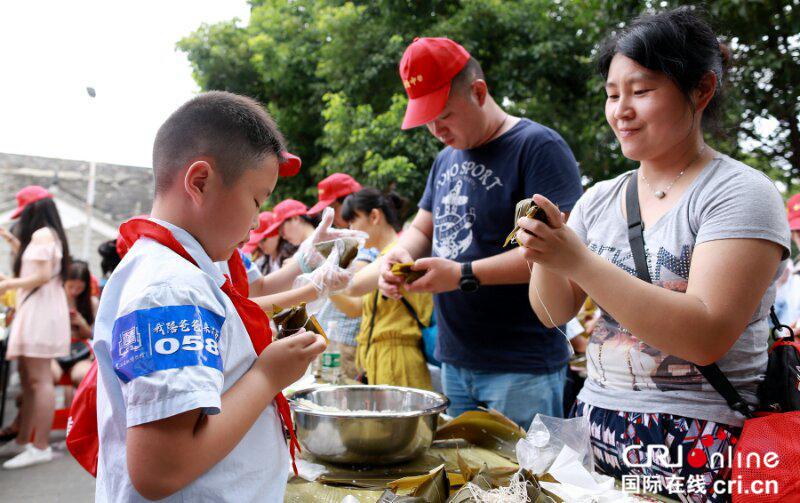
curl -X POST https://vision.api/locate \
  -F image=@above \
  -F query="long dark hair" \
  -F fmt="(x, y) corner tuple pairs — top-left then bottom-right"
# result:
(67, 259), (94, 325)
(13, 198), (70, 282)
(341, 188), (409, 232)
(596, 6), (730, 131)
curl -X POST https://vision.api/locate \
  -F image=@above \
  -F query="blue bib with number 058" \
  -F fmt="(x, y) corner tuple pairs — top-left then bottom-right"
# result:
(111, 305), (225, 383)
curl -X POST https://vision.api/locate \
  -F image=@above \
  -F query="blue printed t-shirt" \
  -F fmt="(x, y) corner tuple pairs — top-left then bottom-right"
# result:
(419, 118), (583, 373)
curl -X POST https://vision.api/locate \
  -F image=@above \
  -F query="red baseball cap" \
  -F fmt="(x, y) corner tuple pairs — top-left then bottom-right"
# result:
(307, 173), (363, 215)
(279, 151), (302, 177)
(399, 37), (471, 130)
(242, 211), (279, 254)
(788, 194), (800, 231)
(263, 199), (309, 236)
(11, 185), (53, 219)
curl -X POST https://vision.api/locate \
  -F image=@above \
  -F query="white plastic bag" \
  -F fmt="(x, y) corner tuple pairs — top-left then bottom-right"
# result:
(516, 413), (593, 476)
(294, 240), (354, 313)
(295, 207), (367, 272)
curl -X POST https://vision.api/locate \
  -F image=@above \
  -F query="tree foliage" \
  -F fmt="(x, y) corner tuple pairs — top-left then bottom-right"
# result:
(178, 0), (800, 206)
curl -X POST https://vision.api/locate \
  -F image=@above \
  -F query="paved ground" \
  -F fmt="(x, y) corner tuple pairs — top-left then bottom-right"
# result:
(0, 363), (95, 502)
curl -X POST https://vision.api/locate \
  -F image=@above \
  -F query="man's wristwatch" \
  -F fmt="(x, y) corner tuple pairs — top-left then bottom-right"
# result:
(458, 262), (480, 293)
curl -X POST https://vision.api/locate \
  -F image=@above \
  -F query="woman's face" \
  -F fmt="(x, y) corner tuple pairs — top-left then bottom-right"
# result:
(259, 235), (280, 256)
(65, 279), (86, 299)
(604, 54), (697, 163)
(347, 210), (380, 247)
(279, 217), (306, 246)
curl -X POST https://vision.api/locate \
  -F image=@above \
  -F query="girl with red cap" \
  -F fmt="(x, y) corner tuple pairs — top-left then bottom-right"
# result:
(0, 188), (71, 469)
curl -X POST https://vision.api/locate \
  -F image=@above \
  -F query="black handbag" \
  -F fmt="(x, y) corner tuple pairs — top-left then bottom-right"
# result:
(56, 340), (92, 368)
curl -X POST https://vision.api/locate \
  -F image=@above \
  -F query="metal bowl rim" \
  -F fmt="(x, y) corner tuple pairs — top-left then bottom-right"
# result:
(288, 384), (450, 418)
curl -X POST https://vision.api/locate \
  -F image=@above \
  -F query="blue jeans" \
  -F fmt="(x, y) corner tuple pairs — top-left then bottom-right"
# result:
(441, 363), (566, 430)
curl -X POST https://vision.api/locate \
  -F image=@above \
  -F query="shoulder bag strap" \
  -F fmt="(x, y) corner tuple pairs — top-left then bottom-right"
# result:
(625, 172), (754, 419)
(364, 291), (380, 360)
(398, 296), (425, 330)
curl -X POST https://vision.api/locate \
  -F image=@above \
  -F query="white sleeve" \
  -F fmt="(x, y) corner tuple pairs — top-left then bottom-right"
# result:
(111, 283), (227, 427)
(244, 257), (262, 284)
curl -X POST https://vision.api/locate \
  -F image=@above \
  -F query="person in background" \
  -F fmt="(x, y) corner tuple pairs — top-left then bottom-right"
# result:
(0, 259), (98, 444)
(0, 186), (71, 469)
(97, 238), (122, 294)
(217, 201), (362, 314)
(305, 173), (375, 379)
(269, 199), (320, 248)
(332, 188), (433, 389)
(54, 259), (98, 388)
(307, 173), (363, 228)
(241, 211), (297, 276)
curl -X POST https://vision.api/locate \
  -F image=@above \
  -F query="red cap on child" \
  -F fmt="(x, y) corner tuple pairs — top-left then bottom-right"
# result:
(263, 200), (309, 236)
(242, 211), (279, 254)
(279, 151), (302, 177)
(399, 37), (471, 130)
(11, 185), (53, 219)
(307, 173), (362, 215)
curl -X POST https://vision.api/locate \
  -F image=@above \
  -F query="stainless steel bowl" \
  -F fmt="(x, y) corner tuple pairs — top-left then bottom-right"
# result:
(289, 385), (449, 465)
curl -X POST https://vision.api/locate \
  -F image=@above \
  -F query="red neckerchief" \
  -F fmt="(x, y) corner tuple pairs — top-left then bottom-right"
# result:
(119, 218), (300, 473)
(227, 249), (251, 298)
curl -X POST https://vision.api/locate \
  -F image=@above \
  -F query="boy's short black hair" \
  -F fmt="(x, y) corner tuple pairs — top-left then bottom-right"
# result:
(152, 91), (286, 194)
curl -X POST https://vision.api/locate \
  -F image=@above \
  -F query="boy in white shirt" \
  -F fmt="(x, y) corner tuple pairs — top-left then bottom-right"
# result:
(93, 91), (326, 502)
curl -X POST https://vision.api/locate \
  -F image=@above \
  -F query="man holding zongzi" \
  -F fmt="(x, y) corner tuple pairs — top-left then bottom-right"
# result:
(379, 37), (583, 429)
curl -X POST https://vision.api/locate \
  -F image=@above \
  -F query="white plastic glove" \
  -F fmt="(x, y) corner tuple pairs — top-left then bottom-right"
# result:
(293, 243), (354, 313)
(294, 207), (368, 273)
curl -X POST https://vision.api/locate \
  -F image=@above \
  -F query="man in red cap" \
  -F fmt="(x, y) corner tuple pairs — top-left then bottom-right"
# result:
(307, 173), (362, 229)
(379, 37), (583, 427)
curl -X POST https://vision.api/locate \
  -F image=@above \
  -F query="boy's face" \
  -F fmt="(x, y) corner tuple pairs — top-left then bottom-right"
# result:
(201, 155), (279, 262)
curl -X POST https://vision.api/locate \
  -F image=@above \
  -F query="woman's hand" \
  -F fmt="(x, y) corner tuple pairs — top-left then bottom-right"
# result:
(70, 309), (90, 332)
(0, 280), (11, 296)
(515, 194), (590, 277)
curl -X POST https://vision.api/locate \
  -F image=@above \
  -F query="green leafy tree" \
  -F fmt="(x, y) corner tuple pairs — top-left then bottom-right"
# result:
(179, 0), (799, 206)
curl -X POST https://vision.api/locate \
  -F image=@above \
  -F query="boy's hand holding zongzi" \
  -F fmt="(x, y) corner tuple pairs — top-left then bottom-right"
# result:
(256, 330), (326, 392)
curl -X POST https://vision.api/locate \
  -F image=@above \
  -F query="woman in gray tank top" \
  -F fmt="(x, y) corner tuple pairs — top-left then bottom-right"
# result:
(515, 7), (790, 502)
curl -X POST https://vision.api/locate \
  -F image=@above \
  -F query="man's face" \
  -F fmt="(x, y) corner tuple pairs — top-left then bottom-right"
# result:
(425, 85), (483, 150)
(201, 155), (278, 261)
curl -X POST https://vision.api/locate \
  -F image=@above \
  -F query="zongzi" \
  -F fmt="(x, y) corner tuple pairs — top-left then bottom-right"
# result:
(391, 262), (425, 284)
(314, 238), (360, 269)
(271, 303), (328, 342)
(502, 198), (550, 247)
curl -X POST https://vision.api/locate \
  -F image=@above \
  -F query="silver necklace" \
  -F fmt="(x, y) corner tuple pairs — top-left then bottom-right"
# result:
(640, 145), (706, 199)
